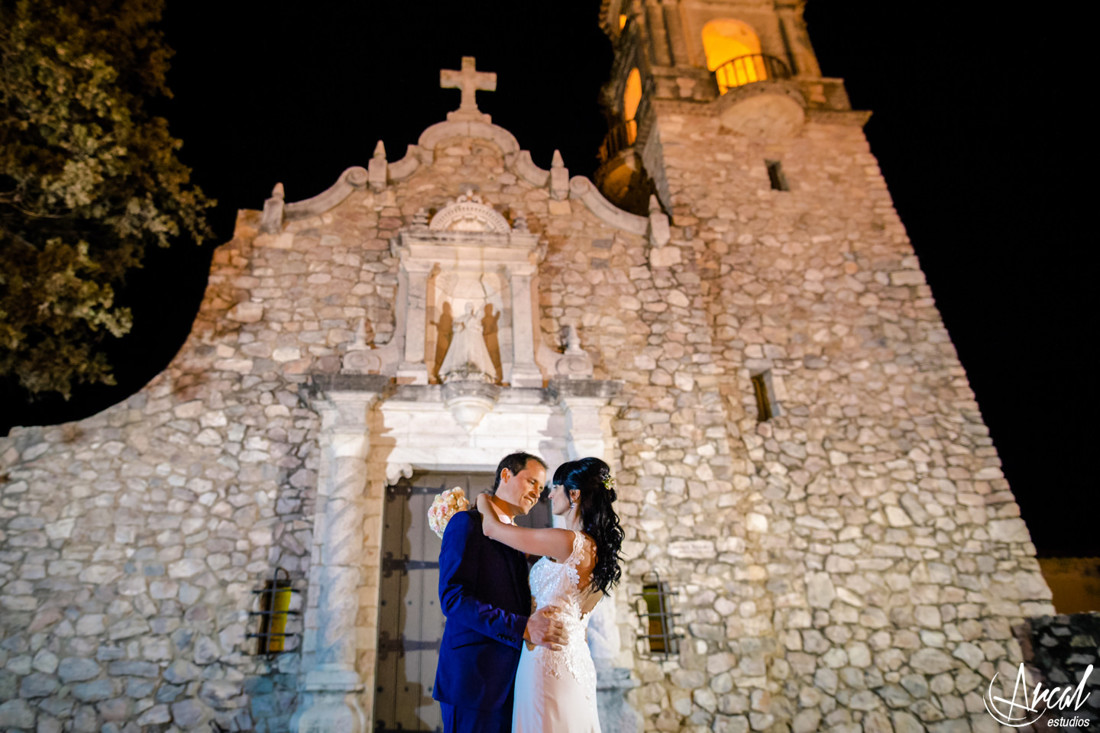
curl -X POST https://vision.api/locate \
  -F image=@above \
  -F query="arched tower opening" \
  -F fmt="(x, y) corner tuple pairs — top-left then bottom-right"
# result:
(623, 67), (642, 146)
(702, 18), (766, 93)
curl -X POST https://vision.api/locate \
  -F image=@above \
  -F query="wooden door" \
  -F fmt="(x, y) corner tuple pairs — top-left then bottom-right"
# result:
(373, 471), (551, 731)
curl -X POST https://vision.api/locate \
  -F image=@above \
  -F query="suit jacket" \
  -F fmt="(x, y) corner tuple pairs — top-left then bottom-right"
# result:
(433, 508), (530, 712)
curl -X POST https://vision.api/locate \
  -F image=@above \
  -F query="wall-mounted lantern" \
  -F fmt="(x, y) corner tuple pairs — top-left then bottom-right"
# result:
(248, 567), (300, 655)
(634, 570), (681, 657)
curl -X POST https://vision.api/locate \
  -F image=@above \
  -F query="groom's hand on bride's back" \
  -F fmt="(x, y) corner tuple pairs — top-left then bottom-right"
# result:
(524, 607), (567, 651)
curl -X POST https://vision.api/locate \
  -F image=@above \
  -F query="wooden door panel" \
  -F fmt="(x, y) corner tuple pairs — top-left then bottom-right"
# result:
(375, 473), (510, 732)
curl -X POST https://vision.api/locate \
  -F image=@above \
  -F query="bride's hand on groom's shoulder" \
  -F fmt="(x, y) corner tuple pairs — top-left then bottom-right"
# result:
(475, 493), (491, 515)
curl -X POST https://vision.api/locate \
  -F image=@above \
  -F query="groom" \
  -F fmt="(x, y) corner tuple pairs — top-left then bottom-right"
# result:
(434, 452), (565, 732)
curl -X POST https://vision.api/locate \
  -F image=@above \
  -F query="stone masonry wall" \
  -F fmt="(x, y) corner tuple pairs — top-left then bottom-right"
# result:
(0, 218), (326, 731)
(0, 177), (414, 729)
(569, 108), (1055, 732)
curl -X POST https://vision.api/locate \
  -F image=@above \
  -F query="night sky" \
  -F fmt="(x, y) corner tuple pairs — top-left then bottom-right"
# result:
(4, 2), (1094, 556)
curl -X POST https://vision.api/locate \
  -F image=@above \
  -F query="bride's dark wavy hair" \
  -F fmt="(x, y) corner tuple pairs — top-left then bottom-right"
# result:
(555, 457), (623, 595)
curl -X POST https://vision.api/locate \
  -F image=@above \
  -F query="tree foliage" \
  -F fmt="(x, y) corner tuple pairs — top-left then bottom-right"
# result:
(0, 0), (212, 398)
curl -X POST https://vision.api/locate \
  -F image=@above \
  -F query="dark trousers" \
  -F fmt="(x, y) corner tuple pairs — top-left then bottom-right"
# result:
(439, 701), (511, 733)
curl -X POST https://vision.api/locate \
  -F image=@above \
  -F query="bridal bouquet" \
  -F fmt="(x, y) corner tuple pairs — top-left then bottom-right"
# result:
(428, 487), (470, 539)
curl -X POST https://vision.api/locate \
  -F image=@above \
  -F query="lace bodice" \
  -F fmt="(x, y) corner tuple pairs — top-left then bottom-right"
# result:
(526, 530), (599, 697)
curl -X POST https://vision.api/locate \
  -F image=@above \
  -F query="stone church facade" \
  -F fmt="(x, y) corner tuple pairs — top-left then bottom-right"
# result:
(0, 1), (1054, 731)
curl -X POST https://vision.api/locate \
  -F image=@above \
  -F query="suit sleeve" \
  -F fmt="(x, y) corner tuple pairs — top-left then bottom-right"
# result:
(438, 511), (528, 649)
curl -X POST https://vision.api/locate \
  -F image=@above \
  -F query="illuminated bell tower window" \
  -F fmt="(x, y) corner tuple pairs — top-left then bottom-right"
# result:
(702, 18), (765, 93)
(623, 67), (642, 145)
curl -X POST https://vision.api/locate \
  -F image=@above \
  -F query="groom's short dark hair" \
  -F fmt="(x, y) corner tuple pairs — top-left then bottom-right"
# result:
(492, 452), (546, 492)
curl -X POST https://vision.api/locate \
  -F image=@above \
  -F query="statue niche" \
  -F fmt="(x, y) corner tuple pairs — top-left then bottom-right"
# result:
(391, 191), (546, 409)
(437, 302), (499, 384)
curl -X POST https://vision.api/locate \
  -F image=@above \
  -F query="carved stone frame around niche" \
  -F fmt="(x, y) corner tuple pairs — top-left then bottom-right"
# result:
(391, 194), (546, 390)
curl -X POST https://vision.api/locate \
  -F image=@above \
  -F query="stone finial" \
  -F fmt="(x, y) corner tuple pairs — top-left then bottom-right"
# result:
(647, 194), (670, 247)
(440, 56), (496, 121)
(412, 208), (430, 229)
(354, 318), (368, 348)
(342, 347), (382, 375)
(369, 140), (388, 192)
(550, 149), (569, 201)
(554, 324), (594, 379)
(260, 182), (286, 233)
(513, 211), (529, 233)
(564, 324), (582, 353)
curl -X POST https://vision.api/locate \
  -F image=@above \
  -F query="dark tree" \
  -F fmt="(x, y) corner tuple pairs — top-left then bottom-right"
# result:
(0, 0), (212, 398)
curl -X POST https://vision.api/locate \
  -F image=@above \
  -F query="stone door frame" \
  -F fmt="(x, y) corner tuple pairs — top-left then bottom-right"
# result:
(292, 375), (617, 732)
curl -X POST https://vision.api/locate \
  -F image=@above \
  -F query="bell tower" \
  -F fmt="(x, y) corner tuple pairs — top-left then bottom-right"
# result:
(594, 0), (861, 212)
(579, 4), (1054, 732)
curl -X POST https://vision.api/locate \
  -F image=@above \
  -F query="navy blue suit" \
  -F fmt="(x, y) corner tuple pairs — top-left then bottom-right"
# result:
(434, 509), (530, 732)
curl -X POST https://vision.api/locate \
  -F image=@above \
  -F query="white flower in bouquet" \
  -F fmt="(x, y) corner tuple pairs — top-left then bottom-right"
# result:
(428, 487), (470, 539)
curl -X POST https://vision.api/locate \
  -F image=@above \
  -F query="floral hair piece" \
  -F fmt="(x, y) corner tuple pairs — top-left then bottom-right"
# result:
(602, 473), (615, 492)
(428, 487), (470, 539)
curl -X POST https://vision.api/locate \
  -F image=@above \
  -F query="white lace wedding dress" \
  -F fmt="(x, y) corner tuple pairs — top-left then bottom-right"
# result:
(513, 530), (601, 732)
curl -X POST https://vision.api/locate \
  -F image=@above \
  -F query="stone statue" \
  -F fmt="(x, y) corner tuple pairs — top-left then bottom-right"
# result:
(439, 303), (496, 383)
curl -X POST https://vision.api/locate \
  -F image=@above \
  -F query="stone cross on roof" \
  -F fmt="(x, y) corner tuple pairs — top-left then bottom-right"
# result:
(441, 56), (496, 121)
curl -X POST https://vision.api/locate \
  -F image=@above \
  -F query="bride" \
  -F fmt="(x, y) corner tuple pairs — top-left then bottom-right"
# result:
(476, 457), (624, 732)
